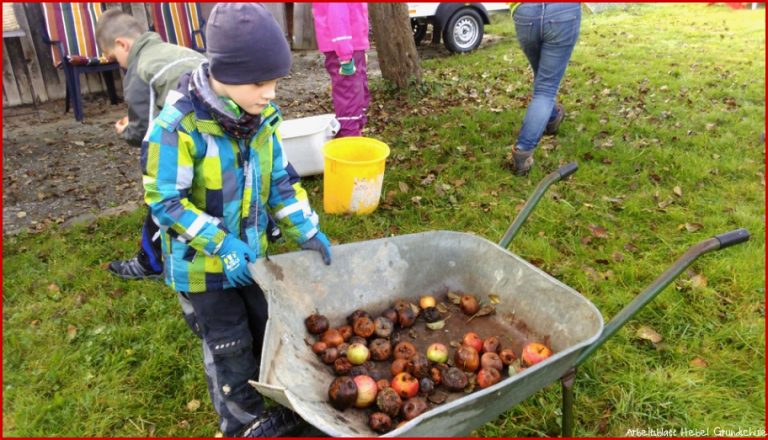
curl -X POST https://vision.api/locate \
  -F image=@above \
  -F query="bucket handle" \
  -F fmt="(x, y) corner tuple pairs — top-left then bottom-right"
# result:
(498, 162), (578, 249)
(326, 117), (340, 138)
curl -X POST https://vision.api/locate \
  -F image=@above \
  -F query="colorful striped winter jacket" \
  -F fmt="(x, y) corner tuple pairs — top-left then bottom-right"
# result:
(141, 79), (320, 293)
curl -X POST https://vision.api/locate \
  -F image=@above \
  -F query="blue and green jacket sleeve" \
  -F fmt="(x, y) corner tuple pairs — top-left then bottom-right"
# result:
(266, 129), (319, 244)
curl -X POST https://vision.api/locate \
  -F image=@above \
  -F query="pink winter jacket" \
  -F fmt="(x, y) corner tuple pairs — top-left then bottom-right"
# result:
(312, 3), (370, 61)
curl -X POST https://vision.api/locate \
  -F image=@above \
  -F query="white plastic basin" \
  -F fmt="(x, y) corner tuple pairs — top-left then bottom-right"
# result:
(280, 113), (340, 176)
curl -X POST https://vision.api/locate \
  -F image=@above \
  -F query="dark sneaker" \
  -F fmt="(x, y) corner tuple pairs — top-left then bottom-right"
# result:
(108, 256), (162, 280)
(239, 406), (307, 438)
(511, 148), (535, 176)
(544, 103), (565, 135)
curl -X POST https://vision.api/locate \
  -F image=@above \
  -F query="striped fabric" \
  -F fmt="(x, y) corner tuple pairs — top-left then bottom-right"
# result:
(151, 3), (205, 51)
(41, 3), (114, 67)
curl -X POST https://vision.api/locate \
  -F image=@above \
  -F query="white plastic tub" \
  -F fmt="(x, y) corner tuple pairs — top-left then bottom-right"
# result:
(280, 114), (340, 176)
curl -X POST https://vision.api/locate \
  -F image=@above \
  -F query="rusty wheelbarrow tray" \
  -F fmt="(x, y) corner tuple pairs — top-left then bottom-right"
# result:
(248, 163), (750, 437)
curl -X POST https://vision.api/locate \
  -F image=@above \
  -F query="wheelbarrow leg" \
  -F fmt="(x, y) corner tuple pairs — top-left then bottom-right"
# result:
(560, 367), (576, 438)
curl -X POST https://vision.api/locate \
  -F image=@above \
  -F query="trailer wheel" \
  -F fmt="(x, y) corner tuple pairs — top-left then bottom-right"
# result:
(443, 8), (484, 53)
(411, 18), (428, 45)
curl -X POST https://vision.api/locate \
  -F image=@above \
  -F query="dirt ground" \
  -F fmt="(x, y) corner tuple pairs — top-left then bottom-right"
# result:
(2, 36), (502, 236)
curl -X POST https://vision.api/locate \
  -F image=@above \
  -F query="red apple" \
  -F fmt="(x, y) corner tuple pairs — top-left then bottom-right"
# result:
(328, 376), (358, 410)
(482, 336), (501, 354)
(521, 342), (553, 366)
(499, 348), (516, 365)
(391, 372), (419, 399)
(353, 375), (378, 408)
(476, 367), (502, 389)
(390, 358), (409, 376)
(321, 328), (344, 347)
(454, 345), (480, 372)
(461, 332), (484, 352)
(459, 295), (480, 315)
(347, 342), (370, 365)
(426, 342), (449, 364)
(480, 352), (503, 371)
(393, 341), (417, 360)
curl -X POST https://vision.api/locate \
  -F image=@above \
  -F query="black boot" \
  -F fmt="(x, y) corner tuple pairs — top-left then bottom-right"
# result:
(238, 405), (307, 438)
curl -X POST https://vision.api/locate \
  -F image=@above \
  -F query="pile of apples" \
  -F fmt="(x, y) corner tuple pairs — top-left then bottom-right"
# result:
(304, 295), (553, 434)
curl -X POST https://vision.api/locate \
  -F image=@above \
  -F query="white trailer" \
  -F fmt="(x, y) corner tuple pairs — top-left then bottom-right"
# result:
(408, 3), (510, 53)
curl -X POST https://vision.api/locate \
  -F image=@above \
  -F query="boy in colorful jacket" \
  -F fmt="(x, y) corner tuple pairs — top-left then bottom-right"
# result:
(312, 2), (370, 137)
(142, 4), (331, 436)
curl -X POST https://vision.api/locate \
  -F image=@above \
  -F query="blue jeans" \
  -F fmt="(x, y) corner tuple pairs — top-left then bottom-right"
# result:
(514, 3), (581, 151)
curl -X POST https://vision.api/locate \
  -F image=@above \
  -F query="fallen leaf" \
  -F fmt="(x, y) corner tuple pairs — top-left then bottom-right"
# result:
(589, 224), (609, 239)
(466, 304), (495, 323)
(690, 357), (708, 368)
(447, 291), (462, 305)
(186, 399), (201, 411)
(624, 242), (639, 253)
(16, 211), (27, 218)
(636, 325), (662, 343)
(436, 303), (449, 313)
(612, 252), (625, 262)
(679, 222), (703, 233)
(673, 186), (683, 197)
(48, 283), (61, 293)
(690, 273), (708, 289)
(67, 324), (78, 340)
(705, 123), (716, 131)
(398, 181), (409, 193)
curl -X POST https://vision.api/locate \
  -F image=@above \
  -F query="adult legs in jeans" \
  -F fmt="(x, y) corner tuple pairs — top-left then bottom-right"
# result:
(514, 3), (581, 152)
(184, 285), (270, 436)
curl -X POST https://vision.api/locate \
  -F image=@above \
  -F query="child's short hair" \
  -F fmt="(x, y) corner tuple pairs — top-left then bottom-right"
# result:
(95, 8), (144, 51)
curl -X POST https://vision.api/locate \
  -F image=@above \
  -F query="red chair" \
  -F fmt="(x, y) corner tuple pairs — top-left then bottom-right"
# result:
(150, 3), (206, 52)
(41, 2), (120, 122)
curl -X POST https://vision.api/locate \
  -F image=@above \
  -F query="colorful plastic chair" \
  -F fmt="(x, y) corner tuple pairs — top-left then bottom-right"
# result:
(41, 2), (120, 122)
(150, 3), (206, 52)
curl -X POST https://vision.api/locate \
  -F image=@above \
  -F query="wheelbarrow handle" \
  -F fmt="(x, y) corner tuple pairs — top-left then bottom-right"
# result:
(714, 228), (750, 249)
(574, 228), (750, 366)
(498, 162), (578, 249)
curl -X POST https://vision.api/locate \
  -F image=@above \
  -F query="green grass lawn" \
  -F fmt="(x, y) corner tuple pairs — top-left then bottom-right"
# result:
(3, 4), (764, 437)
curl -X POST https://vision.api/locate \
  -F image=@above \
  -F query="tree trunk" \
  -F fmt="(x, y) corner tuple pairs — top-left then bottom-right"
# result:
(369, 3), (422, 89)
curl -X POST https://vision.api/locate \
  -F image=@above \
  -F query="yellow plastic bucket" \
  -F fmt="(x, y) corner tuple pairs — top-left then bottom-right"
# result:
(323, 136), (390, 214)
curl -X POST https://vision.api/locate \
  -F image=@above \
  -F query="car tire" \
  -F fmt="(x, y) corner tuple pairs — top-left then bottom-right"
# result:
(443, 8), (484, 53)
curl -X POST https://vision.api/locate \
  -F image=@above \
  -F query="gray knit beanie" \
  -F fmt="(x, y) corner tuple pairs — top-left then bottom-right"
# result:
(206, 3), (292, 84)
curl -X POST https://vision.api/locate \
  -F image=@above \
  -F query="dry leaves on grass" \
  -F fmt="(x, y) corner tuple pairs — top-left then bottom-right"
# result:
(589, 224), (609, 239)
(636, 325), (663, 343)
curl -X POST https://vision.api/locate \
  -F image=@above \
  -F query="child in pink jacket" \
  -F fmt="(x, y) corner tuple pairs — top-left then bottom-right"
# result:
(312, 2), (370, 137)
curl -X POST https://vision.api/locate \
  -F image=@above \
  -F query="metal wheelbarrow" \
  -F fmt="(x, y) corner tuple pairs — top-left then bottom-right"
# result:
(248, 162), (750, 437)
